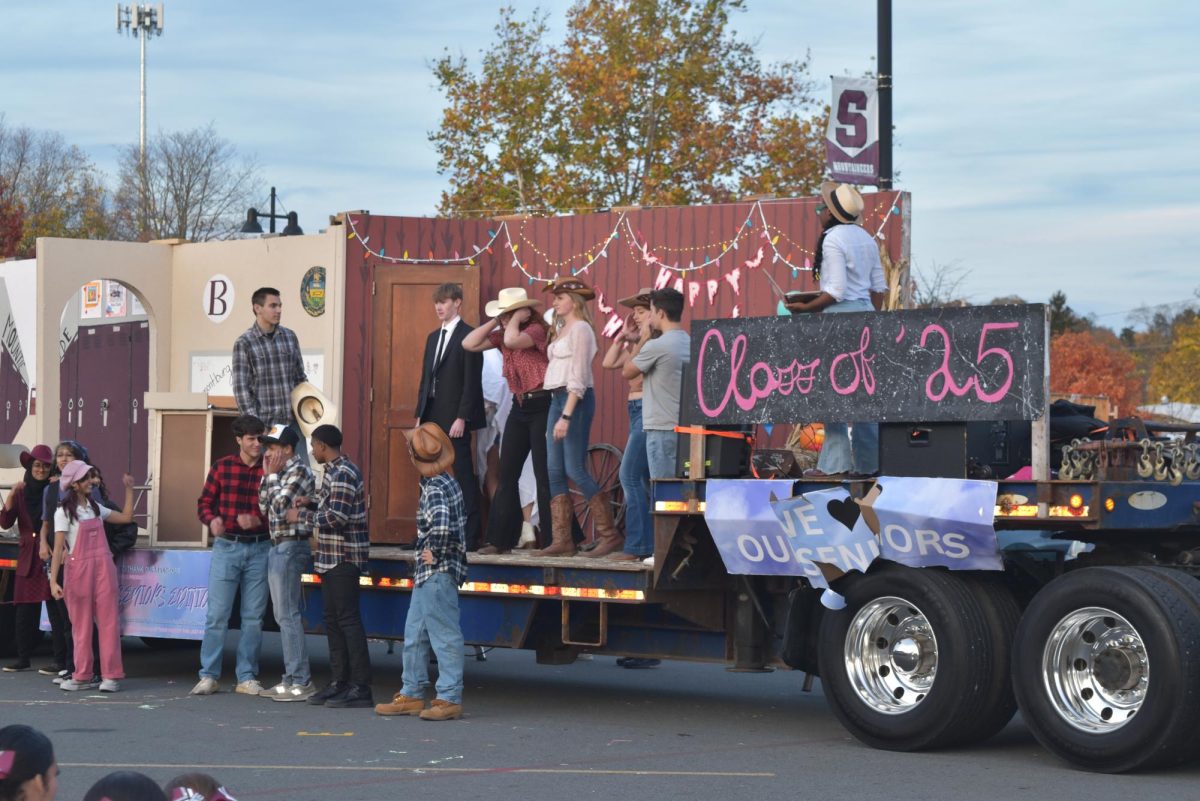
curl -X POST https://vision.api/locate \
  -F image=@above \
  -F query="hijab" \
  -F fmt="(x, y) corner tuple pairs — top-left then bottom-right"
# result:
(22, 464), (51, 528)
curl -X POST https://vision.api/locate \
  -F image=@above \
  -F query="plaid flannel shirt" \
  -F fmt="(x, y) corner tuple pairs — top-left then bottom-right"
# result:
(258, 454), (315, 541)
(232, 323), (307, 427)
(298, 455), (369, 572)
(413, 472), (467, 587)
(197, 455), (268, 534)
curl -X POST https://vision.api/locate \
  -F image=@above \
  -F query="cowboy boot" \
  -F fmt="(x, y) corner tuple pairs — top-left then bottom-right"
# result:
(536, 495), (578, 556)
(581, 491), (624, 558)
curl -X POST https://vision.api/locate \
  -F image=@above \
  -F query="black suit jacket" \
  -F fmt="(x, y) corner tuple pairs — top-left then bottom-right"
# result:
(415, 319), (486, 432)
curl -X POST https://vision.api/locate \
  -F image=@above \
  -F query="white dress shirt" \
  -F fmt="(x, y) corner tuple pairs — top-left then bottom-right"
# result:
(818, 224), (887, 303)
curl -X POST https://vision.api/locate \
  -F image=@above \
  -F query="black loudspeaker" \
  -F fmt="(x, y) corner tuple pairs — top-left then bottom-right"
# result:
(675, 364), (752, 478)
(881, 421), (1033, 479)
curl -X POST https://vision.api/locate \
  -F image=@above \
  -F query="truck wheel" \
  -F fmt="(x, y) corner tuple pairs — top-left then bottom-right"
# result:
(817, 565), (997, 751)
(1012, 566), (1200, 772)
(956, 575), (1020, 744)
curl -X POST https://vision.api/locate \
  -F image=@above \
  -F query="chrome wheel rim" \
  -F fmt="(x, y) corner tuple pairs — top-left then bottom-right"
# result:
(844, 596), (937, 715)
(1042, 606), (1148, 733)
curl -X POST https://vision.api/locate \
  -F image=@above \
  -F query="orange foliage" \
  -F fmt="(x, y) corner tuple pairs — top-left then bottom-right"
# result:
(1050, 330), (1142, 417)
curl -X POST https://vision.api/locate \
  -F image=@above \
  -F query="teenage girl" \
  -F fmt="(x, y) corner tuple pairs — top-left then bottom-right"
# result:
(48, 460), (135, 693)
(0, 446), (55, 673)
(0, 723), (58, 801)
(37, 441), (92, 682)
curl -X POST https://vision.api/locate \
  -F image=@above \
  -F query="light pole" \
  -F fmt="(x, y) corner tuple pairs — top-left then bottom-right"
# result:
(240, 187), (303, 236)
(117, 3), (164, 235)
(877, 0), (893, 190)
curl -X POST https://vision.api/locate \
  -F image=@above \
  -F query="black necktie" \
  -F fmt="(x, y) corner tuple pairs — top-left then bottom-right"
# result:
(433, 327), (448, 372)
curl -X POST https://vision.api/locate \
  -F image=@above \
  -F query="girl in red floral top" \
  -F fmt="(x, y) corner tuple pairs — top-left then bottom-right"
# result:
(464, 287), (555, 553)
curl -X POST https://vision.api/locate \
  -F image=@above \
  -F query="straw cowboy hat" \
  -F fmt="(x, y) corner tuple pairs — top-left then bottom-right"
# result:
(291, 382), (338, 438)
(484, 287), (544, 318)
(543, 277), (596, 301)
(19, 444), (54, 470)
(820, 181), (865, 224)
(404, 422), (455, 478)
(617, 287), (652, 309)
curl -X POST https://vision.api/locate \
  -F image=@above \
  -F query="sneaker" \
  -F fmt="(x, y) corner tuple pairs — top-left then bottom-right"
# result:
(276, 682), (317, 702)
(2, 661), (31, 672)
(375, 693), (424, 716)
(99, 679), (121, 693)
(235, 679), (265, 696)
(60, 677), (99, 691)
(517, 521), (537, 548)
(38, 664), (65, 677)
(620, 657), (661, 669)
(190, 677), (219, 695)
(52, 669), (70, 685)
(259, 681), (293, 700)
(419, 698), (462, 721)
(307, 682), (346, 705)
(641, 555), (655, 567)
(325, 684), (374, 709)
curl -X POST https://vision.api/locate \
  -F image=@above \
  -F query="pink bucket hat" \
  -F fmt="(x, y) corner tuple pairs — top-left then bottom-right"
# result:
(58, 459), (95, 489)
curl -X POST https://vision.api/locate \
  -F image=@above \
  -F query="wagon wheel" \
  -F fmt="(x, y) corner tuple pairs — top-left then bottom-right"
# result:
(570, 443), (626, 547)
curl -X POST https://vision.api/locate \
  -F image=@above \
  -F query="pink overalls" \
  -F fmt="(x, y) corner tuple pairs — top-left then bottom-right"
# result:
(64, 515), (125, 681)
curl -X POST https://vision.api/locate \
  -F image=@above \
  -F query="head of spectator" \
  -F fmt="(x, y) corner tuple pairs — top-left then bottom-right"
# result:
(19, 445), (54, 516)
(618, 287), (655, 340)
(163, 774), (237, 801)
(485, 287), (543, 324)
(404, 422), (455, 478)
(260, 423), (299, 461)
(819, 181), (864, 225)
(432, 282), (464, 323)
(0, 724), (57, 801)
(58, 460), (97, 496)
(250, 286), (283, 333)
(83, 771), (167, 801)
(310, 424), (343, 465)
(231, 415), (266, 467)
(648, 288), (685, 332)
(53, 441), (87, 474)
(544, 278), (594, 331)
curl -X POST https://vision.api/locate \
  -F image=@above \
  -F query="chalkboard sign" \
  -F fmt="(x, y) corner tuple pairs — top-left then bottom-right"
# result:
(688, 304), (1047, 424)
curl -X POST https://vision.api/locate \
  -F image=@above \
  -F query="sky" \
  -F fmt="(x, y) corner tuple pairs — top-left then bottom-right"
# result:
(3, 0), (1199, 327)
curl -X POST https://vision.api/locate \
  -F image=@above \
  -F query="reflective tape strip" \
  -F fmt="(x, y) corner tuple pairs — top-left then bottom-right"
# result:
(300, 573), (645, 602)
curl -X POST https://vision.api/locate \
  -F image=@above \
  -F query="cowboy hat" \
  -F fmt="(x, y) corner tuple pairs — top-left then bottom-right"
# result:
(484, 287), (544, 318)
(543, 277), (596, 300)
(617, 287), (652, 309)
(59, 459), (95, 490)
(403, 422), (455, 478)
(820, 181), (864, 224)
(19, 444), (54, 470)
(291, 382), (338, 438)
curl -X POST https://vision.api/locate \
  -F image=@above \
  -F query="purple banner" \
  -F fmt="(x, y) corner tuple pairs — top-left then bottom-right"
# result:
(117, 549), (212, 639)
(826, 76), (879, 184)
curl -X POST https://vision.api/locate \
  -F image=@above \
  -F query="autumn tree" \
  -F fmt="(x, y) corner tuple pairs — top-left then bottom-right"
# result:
(912, 260), (971, 307)
(0, 117), (113, 255)
(113, 124), (259, 241)
(1048, 290), (1093, 336)
(430, 0), (825, 216)
(1148, 315), (1200, 404)
(0, 178), (23, 258)
(1050, 329), (1142, 417)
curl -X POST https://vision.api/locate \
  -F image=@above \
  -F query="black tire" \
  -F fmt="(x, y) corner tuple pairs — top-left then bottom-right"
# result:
(1012, 566), (1200, 772)
(956, 574), (1020, 745)
(817, 565), (999, 751)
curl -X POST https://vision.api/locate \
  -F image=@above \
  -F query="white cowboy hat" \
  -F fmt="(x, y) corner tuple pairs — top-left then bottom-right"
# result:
(484, 287), (544, 318)
(820, 181), (865, 224)
(291, 381), (338, 438)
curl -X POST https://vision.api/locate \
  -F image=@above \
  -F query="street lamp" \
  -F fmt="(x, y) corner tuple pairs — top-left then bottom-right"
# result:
(241, 186), (303, 236)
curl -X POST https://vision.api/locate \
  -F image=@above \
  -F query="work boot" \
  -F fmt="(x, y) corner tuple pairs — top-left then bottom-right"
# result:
(419, 698), (463, 721)
(375, 693), (425, 716)
(581, 491), (623, 558)
(536, 495), (578, 556)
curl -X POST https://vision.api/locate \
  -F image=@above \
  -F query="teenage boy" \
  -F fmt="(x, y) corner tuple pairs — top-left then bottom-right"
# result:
(257, 423), (316, 702)
(288, 424), (373, 709)
(415, 282), (485, 549)
(623, 288), (690, 480)
(374, 422), (467, 721)
(233, 286), (308, 457)
(193, 415), (271, 696)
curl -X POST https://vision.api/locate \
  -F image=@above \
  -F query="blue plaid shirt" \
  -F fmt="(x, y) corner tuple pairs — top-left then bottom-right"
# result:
(258, 454), (315, 541)
(297, 455), (370, 573)
(232, 323), (306, 427)
(413, 472), (467, 587)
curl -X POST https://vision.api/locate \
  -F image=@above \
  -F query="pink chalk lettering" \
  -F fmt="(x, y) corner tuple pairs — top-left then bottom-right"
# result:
(921, 321), (1018, 403)
(829, 326), (876, 396)
(696, 327), (822, 417)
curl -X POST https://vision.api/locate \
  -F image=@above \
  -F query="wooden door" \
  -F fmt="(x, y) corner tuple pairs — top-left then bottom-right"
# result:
(370, 266), (479, 543)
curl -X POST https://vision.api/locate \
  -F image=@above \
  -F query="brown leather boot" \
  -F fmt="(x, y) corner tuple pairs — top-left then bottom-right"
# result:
(536, 495), (577, 556)
(581, 491), (624, 558)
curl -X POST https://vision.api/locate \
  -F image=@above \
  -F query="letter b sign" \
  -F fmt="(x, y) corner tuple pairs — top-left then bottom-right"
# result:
(204, 274), (234, 323)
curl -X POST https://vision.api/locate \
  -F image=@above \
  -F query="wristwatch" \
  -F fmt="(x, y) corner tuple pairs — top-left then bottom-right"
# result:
(561, 413), (572, 421)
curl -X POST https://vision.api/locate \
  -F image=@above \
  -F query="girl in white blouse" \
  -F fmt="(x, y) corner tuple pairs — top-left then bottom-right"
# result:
(538, 279), (621, 557)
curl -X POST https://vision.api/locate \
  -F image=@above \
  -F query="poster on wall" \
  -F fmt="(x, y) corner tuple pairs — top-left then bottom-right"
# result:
(104, 281), (128, 318)
(80, 280), (103, 319)
(130, 292), (146, 316)
(190, 351), (325, 396)
(301, 266), (326, 317)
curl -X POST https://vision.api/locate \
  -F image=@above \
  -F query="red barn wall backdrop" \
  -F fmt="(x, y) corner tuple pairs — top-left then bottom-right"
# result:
(339, 192), (910, 482)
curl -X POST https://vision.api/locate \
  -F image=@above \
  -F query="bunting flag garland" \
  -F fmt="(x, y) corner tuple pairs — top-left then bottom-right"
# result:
(602, 312), (624, 338)
(688, 281), (701, 308)
(724, 267), (741, 296)
(673, 277), (684, 294)
(706, 279), (719, 304)
(654, 267), (673, 290)
(597, 292), (613, 315)
(731, 305), (740, 318)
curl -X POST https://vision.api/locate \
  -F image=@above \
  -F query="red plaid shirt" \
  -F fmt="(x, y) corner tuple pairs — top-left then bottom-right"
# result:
(197, 454), (268, 534)
(489, 323), (549, 402)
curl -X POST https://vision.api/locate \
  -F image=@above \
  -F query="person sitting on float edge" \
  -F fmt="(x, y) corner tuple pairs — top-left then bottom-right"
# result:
(0, 723), (58, 801)
(257, 423), (317, 702)
(287, 423), (373, 709)
(784, 182), (887, 478)
(192, 414), (271, 697)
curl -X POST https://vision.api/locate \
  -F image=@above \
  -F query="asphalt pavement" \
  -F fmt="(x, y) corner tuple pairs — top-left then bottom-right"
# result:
(3, 633), (1200, 800)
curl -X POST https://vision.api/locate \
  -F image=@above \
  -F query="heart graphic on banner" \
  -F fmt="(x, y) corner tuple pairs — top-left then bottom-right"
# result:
(826, 497), (862, 532)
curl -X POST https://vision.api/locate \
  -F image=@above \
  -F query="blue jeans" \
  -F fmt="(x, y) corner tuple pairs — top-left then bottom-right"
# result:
(815, 298), (880, 475)
(267, 539), (313, 686)
(199, 537), (270, 682)
(619, 399), (653, 556)
(401, 573), (465, 704)
(645, 429), (678, 480)
(546, 388), (600, 499)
